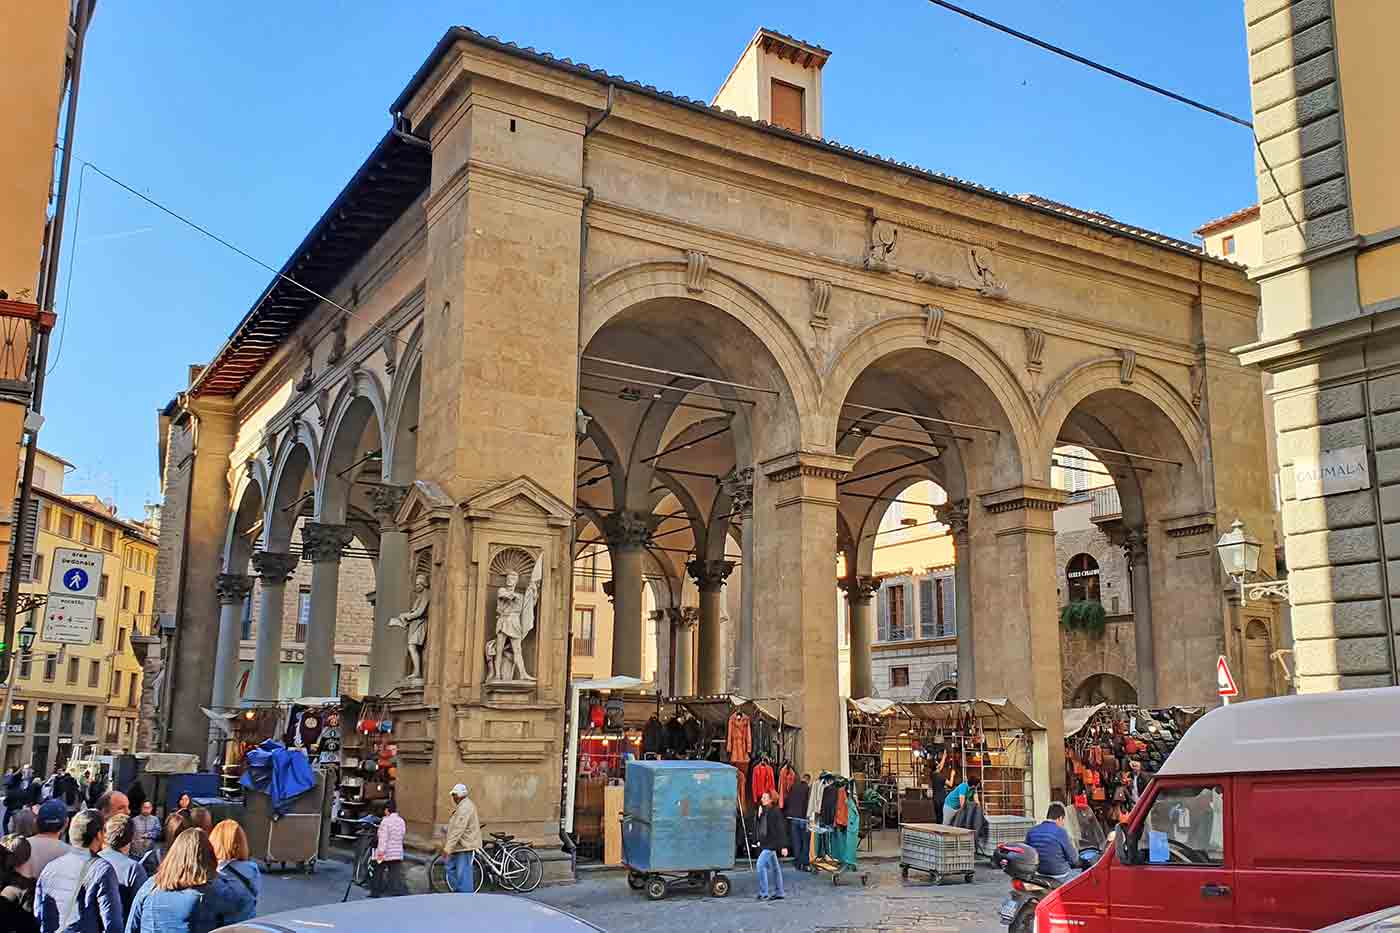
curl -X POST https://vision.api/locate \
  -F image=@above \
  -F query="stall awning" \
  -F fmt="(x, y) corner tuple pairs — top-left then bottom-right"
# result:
(849, 697), (1046, 731)
(848, 697), (900, 716)
(1063, 703), (1108, 739)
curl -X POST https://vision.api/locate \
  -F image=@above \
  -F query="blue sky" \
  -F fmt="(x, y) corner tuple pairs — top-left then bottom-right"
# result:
(52, 1), (1255, 517)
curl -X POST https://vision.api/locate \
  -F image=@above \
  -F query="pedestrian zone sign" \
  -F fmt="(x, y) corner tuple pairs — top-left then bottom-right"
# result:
(1217, 655), (1239, 698)
(49, 548), (104, 598)
(43, 594), (98, 645)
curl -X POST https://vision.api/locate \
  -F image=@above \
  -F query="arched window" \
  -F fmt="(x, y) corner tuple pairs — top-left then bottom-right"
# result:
(1066, 553), (1101, 603)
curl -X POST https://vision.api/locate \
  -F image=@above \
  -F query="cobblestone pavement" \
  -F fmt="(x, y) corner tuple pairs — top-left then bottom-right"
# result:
(254, 857), (1011, 933)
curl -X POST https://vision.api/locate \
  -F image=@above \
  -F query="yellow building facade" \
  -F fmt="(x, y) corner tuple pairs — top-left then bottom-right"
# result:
(2, 450), (154, 772)
(1236, 0), (1400, 691)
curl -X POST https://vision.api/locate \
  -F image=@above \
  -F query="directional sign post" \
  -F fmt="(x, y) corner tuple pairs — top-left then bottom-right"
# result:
(1217, 655), (1239, 705)
(45, 548), (103, 646)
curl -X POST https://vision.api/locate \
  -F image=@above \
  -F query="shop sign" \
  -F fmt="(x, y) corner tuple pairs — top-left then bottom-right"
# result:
(1067, 568), (1100, 578)
(1294, 446), (1369, 500)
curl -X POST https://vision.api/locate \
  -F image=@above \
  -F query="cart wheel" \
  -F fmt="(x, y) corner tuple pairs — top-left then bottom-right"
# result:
(832, 872), (841, 886)
(627, 871), (646, 891)
(645, 878), (667, 901)
(709, 874), (730, 898)
(900, 865), (909, 880)
(932, 872), (943, 886)
(860, 873), (870, 888)
(964, 871), (975, 884)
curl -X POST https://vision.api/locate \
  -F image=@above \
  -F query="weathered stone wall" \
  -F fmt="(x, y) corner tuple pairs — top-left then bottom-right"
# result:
(1053, 525), (1132, 615)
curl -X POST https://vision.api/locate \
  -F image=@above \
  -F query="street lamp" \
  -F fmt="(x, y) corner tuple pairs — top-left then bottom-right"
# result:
(17, 621), (35, 654)
(1216, 518), (1288, 604)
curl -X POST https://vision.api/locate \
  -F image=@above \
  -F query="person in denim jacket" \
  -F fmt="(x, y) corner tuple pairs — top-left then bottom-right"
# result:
(123, 829), (242, 933)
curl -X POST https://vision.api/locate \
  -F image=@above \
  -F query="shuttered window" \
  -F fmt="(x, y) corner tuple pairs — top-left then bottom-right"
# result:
(877, 585), (890, 642)
(771, 79), (804, 133)
(919, 578), (936, 638)
(940, 576), (956, 636)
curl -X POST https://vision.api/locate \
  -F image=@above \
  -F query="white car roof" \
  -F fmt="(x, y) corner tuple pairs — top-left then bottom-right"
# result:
(1158, 687), (1400, 777)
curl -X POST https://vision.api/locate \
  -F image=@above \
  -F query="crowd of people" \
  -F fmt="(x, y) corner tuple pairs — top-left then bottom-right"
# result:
(0, 768), (262, 933)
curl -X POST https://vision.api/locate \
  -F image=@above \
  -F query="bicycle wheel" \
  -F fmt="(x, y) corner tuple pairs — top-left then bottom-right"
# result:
(496, 848), (531, 891)
(472, 858), (487, 893)
(511, 845), (543, 893)
(427, 854), (451, 893)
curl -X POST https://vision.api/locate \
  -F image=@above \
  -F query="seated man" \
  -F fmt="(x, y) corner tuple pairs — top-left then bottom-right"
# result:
(1025, 803), (1080, 881)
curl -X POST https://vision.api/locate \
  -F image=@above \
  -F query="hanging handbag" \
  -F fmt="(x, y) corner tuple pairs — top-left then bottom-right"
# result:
(1091, 786), (1106, 802)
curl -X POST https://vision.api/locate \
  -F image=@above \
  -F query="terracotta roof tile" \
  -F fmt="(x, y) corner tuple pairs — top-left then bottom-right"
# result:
(1193, 204), (1260, 237)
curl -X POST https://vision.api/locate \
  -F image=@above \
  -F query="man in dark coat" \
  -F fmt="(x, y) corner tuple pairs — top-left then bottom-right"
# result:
(781, 773), (811, 871)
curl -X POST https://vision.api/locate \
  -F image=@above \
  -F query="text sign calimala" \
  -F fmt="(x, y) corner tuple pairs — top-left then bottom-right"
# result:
(1294, 446), (1370, 500)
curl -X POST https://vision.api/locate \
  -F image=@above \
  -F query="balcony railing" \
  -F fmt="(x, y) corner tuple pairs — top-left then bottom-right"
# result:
(1090, 486), (1122, 522)
(0, 299), (54, 400)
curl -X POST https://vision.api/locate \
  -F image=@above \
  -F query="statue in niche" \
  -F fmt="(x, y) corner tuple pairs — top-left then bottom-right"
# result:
(489, 554), (542, 682)
(388, 572), (430, 682)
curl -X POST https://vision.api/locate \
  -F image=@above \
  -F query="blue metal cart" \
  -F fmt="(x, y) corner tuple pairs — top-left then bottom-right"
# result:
(621, 760), (737, 900)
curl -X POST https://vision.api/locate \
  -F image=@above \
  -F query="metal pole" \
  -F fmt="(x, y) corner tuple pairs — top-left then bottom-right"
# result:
(1053, 440), (1182, 467)
(582, 355), (780, 397)
(842, 402), (1002, 435)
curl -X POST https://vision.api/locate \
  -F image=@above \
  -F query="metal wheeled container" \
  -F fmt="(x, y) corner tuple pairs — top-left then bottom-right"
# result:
(899, 823), (976, 885)
(621, 760), (736, 901)
(241, 769), (330, 873)
(983, 815), (1036, 857)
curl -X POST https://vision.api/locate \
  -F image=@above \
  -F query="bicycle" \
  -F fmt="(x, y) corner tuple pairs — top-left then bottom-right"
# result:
(427, 832), (542, 893)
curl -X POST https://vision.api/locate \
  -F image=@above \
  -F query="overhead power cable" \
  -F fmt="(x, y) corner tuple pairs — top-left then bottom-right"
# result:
(924, 1), (1306, 237)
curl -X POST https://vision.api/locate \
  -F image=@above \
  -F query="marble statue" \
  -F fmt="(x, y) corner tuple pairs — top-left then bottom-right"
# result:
(491, 558), (541, 682)
(388, 572), (430, 682)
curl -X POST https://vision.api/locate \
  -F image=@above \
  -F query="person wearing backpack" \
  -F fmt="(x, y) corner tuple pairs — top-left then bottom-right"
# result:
(33, 809), (122, 933)
(208, 821), (257, 922)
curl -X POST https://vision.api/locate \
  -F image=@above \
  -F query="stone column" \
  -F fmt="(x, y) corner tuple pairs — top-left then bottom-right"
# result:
(754, 452), (851, 774)
(976, 487), (1067, 791)
(1124, 528), (1157, 707)
(722, 468), (755, 695)
(604, 511), (650, 678)
(248, 551), (298, 702)
(212, 573), (254, 709)
(672, 608), (699, 696)
(839, 575), (878, 700)
(945, 500), (974, 698)
(687, 559), (735, 694)
(301, 522), (354, 696)
(369, 484), (411, 694)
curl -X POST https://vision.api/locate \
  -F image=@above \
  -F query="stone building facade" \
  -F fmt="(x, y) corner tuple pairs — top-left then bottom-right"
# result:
(151, 26), (1277, 848)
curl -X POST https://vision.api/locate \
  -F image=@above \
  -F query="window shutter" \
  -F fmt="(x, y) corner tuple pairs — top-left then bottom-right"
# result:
(942, 576), (956, 636)
(877, 584), (889, 642)
(903, 580), (915, 638)
(770, 79), (805, 133)
(837, 591), (848, 645)
(919, 578), (935, 638)
(13, 497), (39, 582)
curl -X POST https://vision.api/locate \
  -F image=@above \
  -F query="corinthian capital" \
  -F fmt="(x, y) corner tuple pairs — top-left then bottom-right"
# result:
(215, 573), (254, 605)
(301, 522), (354, 563)
(251, 551), (299, 583)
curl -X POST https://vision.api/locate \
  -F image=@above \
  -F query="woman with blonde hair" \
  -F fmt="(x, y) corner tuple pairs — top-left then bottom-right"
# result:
(125, 828), (241, 933)
(208, 820), (258, 921)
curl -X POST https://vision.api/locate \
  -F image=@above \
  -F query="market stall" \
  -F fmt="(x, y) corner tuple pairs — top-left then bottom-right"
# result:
(842, 697), (1049, 829)
(1062, 703), (1206, 832)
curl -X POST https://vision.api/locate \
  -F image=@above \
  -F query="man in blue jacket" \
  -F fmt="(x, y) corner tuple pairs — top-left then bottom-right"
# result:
(34, 808), (123, 933)
(1025, 803), (1079, 881)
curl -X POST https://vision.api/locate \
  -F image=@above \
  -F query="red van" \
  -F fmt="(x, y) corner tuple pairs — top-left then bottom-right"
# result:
(1037, 687), (1400, 932)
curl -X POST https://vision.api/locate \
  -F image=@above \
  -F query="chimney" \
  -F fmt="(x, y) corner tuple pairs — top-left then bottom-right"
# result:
(712, 28), (830, 137)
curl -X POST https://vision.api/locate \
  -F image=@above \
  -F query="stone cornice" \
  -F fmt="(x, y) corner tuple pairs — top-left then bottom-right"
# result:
(761, 450), (854, 483)
(1235, 305), (1400, 372)
(979, 485), (1067, 514)
(1162, 512), (1216, 539)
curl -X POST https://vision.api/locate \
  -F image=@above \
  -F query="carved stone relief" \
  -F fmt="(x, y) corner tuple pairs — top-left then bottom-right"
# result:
(864, 218), (898, 272)
(1119, 349), (1137, 385)
(485, 546), (542, 684)
(923, 305), (945, 345)
(685, 250), (709, 293)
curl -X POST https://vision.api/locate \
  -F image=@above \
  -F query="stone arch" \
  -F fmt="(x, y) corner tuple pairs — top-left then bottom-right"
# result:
(852, 474), (948, 576)
(222, 472), (265, 572)
(583, 260), (821, 449)
(384, 322), (423, 484)
(317, 370), (389, 523)
(264, 420), (318, 552)
(1038, 358), (1204, 479)
(822, 315), (1037, 489)
(1070, 672), (1138, 707)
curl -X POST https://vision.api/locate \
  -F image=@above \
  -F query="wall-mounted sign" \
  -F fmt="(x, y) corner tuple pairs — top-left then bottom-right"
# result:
(1067, 568), (1100, 579)
(1294, 446), (1370, 500)
(42, 595), (97, 645)
(48, 548), (105, 598)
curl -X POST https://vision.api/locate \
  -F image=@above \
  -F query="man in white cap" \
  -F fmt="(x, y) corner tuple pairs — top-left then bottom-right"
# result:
(443, 783), (481, 893)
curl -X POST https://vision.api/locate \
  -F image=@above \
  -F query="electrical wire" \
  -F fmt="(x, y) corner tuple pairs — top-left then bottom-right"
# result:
(49, 162), (90, 375)
(924, 1), (1307, 237)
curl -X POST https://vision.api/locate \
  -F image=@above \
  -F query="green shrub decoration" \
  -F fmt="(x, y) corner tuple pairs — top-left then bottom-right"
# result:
(1060, 600), (1107, 637)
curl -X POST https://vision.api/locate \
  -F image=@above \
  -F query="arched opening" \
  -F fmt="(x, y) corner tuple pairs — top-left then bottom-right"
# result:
(1065, 553), (1101, 604)
(1070, 672), (1138, 707)
(1243, 619), (1274, 700)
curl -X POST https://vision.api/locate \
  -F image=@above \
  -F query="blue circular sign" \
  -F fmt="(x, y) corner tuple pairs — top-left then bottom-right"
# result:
(62, 568), (88, 592)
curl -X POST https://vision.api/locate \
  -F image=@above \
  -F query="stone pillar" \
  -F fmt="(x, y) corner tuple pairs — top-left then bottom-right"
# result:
(212, 573), (253, 709)
(976, 487), (1067, 791)
(754, 452), (851, 774)
(166, 397), (237, 756)
(301, 522), (354, 696)
(722, 468), (755, 695)
(604, 511), (650, 678)
(687, 559), (734, 694)
(1124, 528), (1157, 707)
(672, 608), (699, 696)
(370, 484), (411, 694)
(945, 500), (974, 698)
(248, 551), (298, 703)
(839, 575), (878, 700)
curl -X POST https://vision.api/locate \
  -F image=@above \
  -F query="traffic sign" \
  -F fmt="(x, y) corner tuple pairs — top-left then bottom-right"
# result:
(42, 595), (97, 645)
(1217, 655), (1239, 699)
(48, 548), (104, 598)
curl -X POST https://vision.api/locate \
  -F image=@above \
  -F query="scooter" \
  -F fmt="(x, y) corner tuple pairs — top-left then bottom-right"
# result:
(991, 842), (1101, 933)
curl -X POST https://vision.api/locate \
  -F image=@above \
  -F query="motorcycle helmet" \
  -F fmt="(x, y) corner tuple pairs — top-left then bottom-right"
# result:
(991, 843), (1039, 881)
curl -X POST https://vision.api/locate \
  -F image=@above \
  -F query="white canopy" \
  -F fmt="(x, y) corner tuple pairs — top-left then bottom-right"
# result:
(1063, 703), (1108, 738)
(846, 696), (1046, 731)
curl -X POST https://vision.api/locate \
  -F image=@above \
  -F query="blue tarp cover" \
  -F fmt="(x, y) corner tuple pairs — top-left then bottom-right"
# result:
(239, 740), (315, 815)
